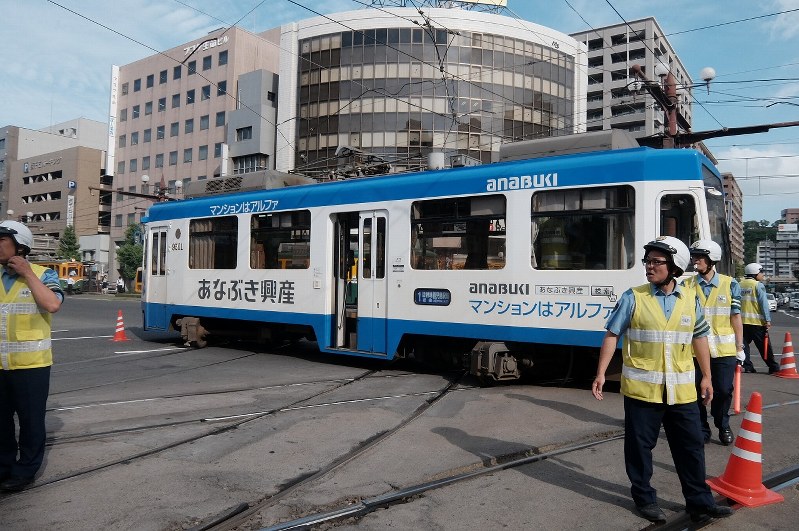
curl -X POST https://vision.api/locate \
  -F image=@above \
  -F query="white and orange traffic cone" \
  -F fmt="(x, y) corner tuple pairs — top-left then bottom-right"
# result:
(707, 392), (783, 507)
(111, 310), (130, 342)
(774, 332), (799, 379)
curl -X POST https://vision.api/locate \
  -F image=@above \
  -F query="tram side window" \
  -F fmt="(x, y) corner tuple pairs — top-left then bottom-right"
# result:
(250, 210), (311, 269)
(531, 186), (635, 270)
(189, 216), (238, 269)
(411, 195), (505, 270)
(660, 194), (699, 248)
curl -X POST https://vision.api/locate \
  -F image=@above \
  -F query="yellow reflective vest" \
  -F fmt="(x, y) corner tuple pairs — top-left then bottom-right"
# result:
(685, 274), (737, 358)
(0, 263), (53, 370)
(621, 284), (697, 405)
(739, 278), (766, 326)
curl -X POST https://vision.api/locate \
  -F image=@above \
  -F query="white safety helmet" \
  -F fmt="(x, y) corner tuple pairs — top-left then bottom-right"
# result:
(744, 263), (764, 276)
(689, 239), (722, 263)
(0, 220), (33, 254)
(644, 236), (691, 276)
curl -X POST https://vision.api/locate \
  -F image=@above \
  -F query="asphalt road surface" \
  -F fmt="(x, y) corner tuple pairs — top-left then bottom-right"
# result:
(1, 295), (798, 530)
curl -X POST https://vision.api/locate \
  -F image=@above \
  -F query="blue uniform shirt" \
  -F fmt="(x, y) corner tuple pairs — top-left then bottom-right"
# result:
(605, 281), (710, 338)
(754, 281), (771, 323)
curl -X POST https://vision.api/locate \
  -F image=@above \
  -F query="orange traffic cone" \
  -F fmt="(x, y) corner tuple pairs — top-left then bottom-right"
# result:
(707, 392), (784, 507)
(774, 332), (799, 379)
(111, 310), (130, 342)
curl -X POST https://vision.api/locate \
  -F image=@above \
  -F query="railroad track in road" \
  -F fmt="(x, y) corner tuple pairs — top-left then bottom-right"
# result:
(6, 369), (382, 497)
(207, 396), (799, 531)
(191, 373), (465, 531)
(45, 373), (434, 445)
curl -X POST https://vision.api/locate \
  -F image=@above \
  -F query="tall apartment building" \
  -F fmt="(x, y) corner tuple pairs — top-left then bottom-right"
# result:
(108, 26), (281, 273)
(757, 224), (799, 285)
(571, 17), (692, 139)
(722, 172), (744, 267)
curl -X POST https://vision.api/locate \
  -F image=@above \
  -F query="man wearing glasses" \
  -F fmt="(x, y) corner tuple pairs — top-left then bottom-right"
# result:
(592, 236), (731, 524)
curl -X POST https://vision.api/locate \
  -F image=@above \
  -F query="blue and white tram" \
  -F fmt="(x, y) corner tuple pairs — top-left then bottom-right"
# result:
(141, 147), (731, 382)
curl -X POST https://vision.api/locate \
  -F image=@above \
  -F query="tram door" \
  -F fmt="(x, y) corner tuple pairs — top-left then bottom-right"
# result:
(332, 211), (387, 353)
(144, 225), (169, 329)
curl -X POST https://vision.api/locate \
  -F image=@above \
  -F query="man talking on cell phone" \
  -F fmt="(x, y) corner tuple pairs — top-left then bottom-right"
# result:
(0, 220), (63, 492)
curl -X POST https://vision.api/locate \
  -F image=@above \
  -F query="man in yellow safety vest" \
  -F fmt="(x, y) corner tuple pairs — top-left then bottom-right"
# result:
(0, 220), (63, 492)
(592, 236), (732, 524)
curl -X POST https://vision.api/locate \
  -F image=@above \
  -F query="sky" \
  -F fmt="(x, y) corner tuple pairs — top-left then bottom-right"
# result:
(3, 0), (799, 223)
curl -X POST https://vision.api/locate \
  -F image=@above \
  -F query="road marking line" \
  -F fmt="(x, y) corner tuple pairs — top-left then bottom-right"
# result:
(52, 335), (114, 341)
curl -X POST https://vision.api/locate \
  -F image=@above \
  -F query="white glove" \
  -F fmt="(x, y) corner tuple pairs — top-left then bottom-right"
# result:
(736, 350), (745, 363)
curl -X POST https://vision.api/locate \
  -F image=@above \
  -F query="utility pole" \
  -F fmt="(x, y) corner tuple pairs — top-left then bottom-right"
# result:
(629, 64), (690, 149)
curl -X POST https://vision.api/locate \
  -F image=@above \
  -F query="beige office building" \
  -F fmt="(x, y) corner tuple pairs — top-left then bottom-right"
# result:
(108, 26), (281, 268)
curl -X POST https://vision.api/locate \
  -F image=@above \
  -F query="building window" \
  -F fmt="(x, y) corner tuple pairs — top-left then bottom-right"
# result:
(132, 105), (140, 119)
(173, 65), (181, 80)
(214, 142), (222, 158)
(172, 94), (180, 108)
(217, 80), (227, 96)
(236, 126), (252, 141)
(133, 78), (141, 92)
(201, 85), (211, 100)
(198, 175), (207, 181)
(233, 154), (267, 174)
(199, 145), (208, 160)
(158, 97), (166, 112)
(169, 151), (177, 166)
(143, 128), (151, 143)
(218, 50), (228, 66)
(155, 153), (164, 168)
(118, 134), (126, 148)
(200, 115), (209, 130)
(144, 101), (152, 115)
(203, 55), (212, 71)
(115, 214), (123, 227)
(142, 156), (150, 170)
(146, 74), (154, 88)
(267, 91), (276, 102)
(121, 83), (129, 95)
(120, 108), (127, 122)
(185, 119), (194, 134)
(186, 89), (195, 104)
(159, 70), (167, 84)
(156, 125), (165, 139)
(216, 111), (225, 126)
(131, 131), (139, 145)
(128, 213), (136, 226)
(130, 159), (138, 173)
(117, 161), (125, 174)
(170, 122), (179, 137)
(188, 60), (196, 75)
(184, 148), (193, 163)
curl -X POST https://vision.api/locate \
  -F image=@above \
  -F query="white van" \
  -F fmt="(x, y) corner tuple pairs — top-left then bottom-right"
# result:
(790, 292), (799, 311)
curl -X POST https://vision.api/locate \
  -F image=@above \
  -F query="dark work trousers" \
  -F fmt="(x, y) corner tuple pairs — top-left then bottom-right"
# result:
(623, 395), (715, 511)
(742, 324), (779, 372)
(0, 366), (51, 479)
(694, 356), (736, 439)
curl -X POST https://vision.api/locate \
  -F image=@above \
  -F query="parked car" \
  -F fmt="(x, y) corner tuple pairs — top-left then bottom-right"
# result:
(767, 293), (777, 312)
(791, 293), (799, 311)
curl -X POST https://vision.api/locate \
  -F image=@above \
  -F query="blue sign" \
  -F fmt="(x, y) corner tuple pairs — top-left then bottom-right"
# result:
(414, 288), (451, 306)
(68, 180), (77, 189)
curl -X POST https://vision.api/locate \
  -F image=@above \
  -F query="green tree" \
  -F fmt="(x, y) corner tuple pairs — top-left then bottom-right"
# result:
(116, 223), (143, 282)
(57, 225), (81, 260)
(743, 220), (776, 263)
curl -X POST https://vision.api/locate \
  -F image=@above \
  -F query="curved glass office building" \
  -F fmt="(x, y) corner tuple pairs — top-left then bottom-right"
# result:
(276, 8), (586, 176)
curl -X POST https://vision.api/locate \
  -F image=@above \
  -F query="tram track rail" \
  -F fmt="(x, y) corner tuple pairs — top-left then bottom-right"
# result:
(9, 369), (381, 495)
(199, 396), (799, 531)
(191, 373), (465, 531)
